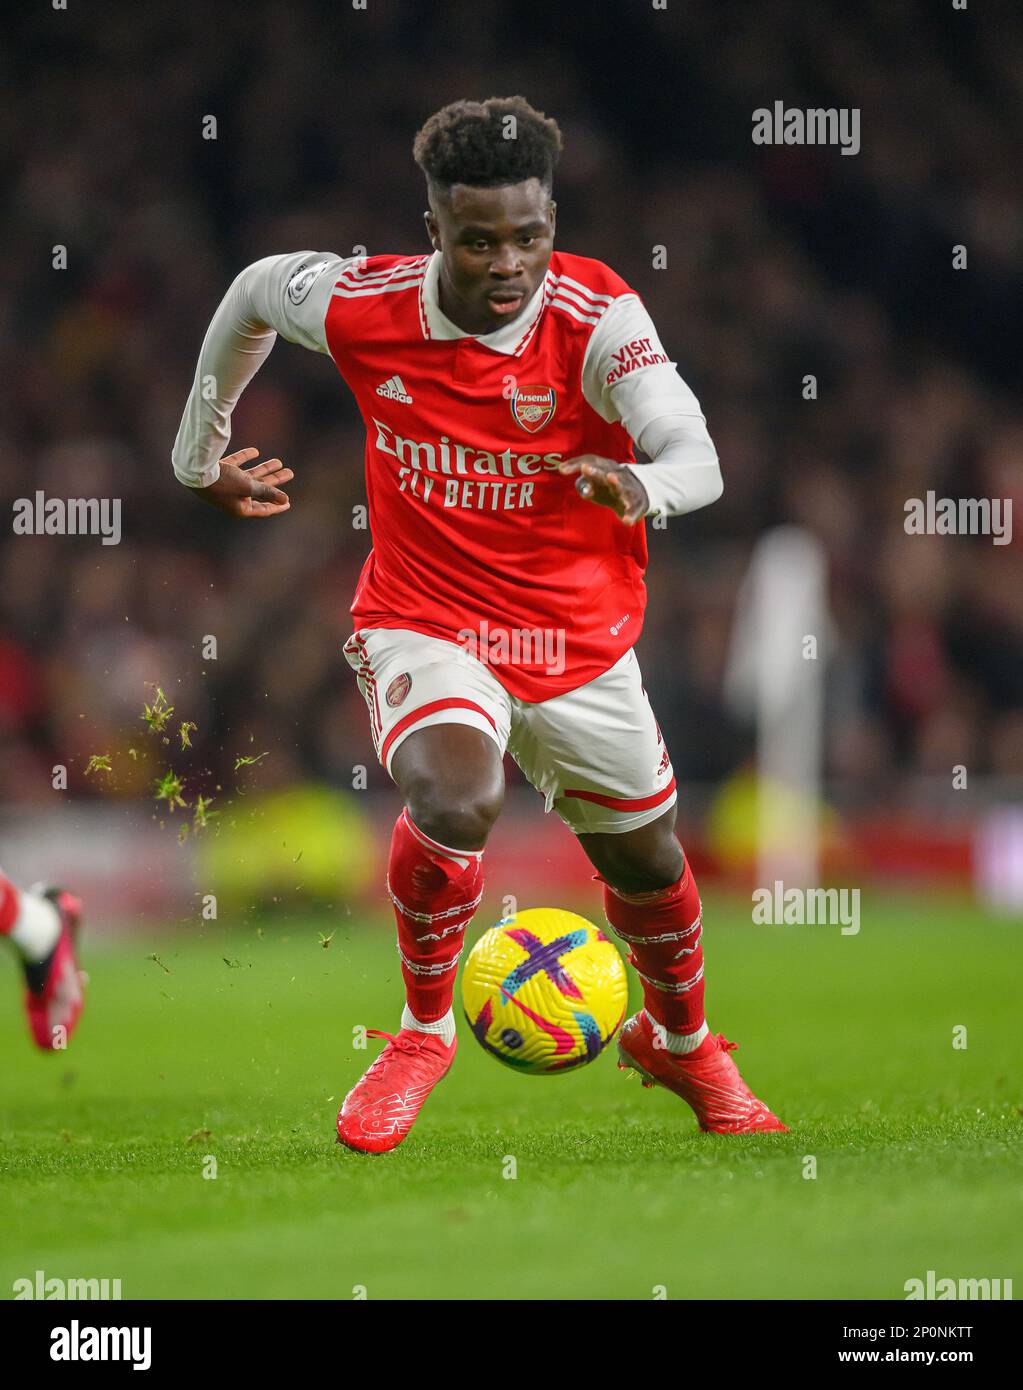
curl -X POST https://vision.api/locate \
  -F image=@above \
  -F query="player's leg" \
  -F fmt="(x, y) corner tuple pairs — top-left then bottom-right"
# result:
(577, 803), (707, 1054)
(583, 815), (786, 1132)
(511, 649), (786, 1133)
(386, 723), (504, 1036)
(0, 871), (85, 1050)
(336, 630), (510, 1152)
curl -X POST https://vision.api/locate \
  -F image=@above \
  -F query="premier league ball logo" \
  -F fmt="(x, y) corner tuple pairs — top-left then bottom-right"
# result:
(510, 384), (557, 433)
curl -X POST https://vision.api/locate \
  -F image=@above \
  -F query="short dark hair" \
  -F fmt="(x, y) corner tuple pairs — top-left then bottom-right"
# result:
(413, 96), (563, 194)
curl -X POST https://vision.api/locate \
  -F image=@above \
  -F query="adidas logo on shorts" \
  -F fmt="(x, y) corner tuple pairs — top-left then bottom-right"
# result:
(375, 375), (413, 404)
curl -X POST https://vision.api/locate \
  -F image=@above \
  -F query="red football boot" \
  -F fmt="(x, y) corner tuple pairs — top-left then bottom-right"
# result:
(337, 1028), (457, 1154)
(617, 1011), (787, 1133)
(23, 887), (85, 1051)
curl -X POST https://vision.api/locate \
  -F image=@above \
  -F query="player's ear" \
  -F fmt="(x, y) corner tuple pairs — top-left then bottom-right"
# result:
(424, 210), (441, 251)
(548, 200), (557, 236)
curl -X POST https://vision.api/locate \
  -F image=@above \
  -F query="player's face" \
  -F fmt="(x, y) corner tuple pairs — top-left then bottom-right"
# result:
(425, 179), (556, 335)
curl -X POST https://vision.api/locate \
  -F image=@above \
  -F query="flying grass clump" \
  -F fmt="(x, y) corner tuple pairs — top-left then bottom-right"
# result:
(234, 751), (269, 771)
(135, 685), (268, 837)
(153, 769), (187, 812)
(141, 687), (175, 736)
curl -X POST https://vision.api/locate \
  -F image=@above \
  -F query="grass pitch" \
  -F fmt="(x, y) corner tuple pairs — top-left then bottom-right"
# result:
(1, 893), (1020, 1301)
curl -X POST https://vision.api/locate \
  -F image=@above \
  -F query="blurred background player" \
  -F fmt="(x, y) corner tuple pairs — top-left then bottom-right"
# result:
(0, 872), (85, 1050)
(171, 97), (786, 1147)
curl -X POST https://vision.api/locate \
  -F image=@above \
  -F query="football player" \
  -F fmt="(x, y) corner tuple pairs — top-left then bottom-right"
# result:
(0, 872), (84, 1050)
(173, 97), (785, 1149)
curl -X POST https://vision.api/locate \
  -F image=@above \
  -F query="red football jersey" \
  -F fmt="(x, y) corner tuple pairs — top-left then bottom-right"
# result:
(324, 251), (649, 701)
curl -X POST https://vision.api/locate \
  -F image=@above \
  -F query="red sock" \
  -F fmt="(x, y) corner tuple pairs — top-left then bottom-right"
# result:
(602, 857), (712, 1052)
(387, 809), (483, 1024)
(0, 874), (18, 935)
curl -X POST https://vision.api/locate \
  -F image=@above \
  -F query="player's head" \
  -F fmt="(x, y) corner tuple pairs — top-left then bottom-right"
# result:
(414, 96), (562, 334)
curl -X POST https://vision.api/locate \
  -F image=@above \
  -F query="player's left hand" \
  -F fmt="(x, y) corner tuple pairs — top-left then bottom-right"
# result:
(558, 455), (649, 525)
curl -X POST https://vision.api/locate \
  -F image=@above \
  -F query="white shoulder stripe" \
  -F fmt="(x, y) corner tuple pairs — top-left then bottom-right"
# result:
(339, 257), (430, 286)
(333, 275), (426, 299)
(334, 259), (429, 292)
(553, 281), (613, 318)
(336, 265), (427, 288)
(549, 296), (602, 326)
(555, 273), (615, 306)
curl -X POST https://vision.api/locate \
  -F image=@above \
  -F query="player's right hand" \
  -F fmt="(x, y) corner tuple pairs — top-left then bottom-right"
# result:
(194, 448), (294, 518)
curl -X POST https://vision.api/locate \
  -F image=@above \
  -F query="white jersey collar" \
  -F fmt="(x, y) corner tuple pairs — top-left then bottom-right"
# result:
(420, 251), (549, 356)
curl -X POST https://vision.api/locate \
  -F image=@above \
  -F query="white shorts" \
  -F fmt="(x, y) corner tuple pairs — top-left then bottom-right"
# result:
(342, 628), (677, 835)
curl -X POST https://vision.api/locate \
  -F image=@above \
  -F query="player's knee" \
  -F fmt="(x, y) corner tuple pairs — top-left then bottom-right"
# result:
(404, 775), (504, 851)
(590, 825), (684, 896)
(603, 856), (682, 896)
(393, 724), (504, 849)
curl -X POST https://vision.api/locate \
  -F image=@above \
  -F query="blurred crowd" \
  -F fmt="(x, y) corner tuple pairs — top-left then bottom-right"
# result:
(2, 0), (1021, 815)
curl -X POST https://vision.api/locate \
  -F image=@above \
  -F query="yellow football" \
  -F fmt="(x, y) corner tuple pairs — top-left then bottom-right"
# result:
(461, 907), (629, 1074)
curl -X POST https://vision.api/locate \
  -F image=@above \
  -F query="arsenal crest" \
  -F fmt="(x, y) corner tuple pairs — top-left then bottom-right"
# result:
(510, 384), (556, 433)
(385, 672), (412, 707)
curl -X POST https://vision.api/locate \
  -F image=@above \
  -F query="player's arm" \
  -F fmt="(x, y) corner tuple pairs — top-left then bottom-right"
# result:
(171, 252), (345, 518)
(560, 296), (723, 525)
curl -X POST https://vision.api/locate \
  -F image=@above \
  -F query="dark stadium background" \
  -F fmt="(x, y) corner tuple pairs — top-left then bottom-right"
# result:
(1, 0), (1021, 920)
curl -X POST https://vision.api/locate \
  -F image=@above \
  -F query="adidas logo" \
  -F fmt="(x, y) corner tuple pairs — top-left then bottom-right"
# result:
(375, 375), (413, 404)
